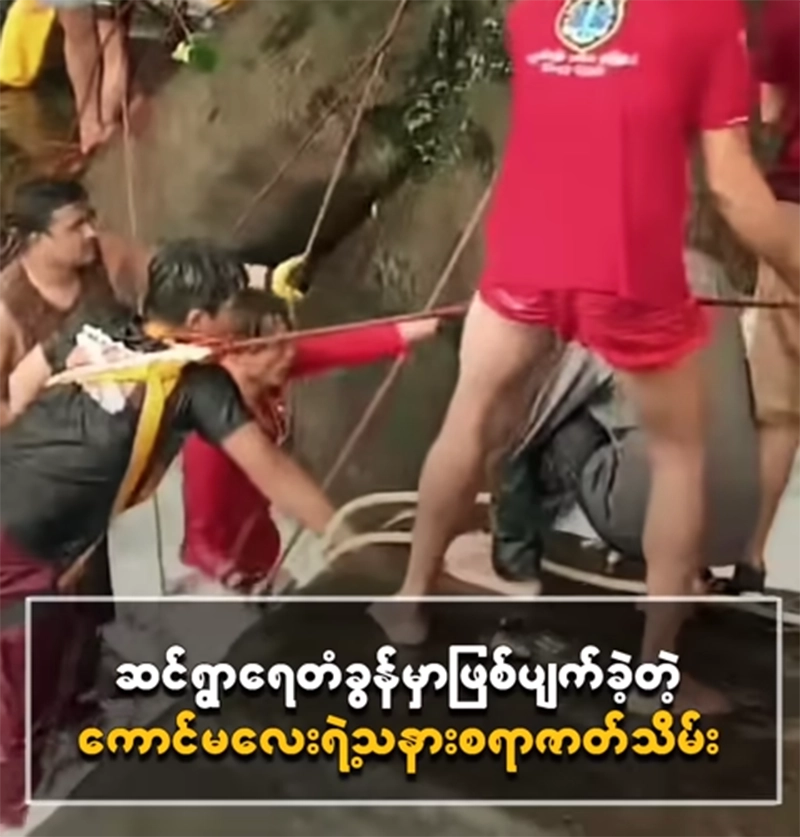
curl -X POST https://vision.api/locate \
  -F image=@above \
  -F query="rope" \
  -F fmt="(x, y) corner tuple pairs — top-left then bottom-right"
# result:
(288, 489), (800, 627)
(118, 16), (168, 598)
(322, 177), (495, 489)
(301, 54), (387, 263)
(267, 179), (496, 590)
(230, 0), (410, 236)
(282, 46), (388, 327)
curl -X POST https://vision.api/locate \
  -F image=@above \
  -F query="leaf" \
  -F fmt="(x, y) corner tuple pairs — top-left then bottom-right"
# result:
(186, 37), (220, 73)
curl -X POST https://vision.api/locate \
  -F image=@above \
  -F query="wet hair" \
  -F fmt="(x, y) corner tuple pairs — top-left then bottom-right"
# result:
(221, 288), (290, 338)
(142, 239), (249, 324)
(1, 178), (89, 267)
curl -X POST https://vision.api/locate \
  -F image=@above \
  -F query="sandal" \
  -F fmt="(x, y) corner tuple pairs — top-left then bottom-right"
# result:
(701, 565), (766, 596)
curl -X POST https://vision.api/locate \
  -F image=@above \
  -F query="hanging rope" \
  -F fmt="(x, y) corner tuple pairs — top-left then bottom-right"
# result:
(118, 11), (169, 598)
(283, 49), (388, 326)
(301, 53), (387, 265)
(263, 178), (497, 591)
(230, 0), (410, 236)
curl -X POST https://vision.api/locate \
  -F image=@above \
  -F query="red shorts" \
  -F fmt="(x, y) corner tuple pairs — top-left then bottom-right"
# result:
(479, 285), (711, 372)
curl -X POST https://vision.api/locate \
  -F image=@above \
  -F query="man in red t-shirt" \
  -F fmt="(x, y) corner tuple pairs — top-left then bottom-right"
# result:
(374, 0), (799, 709)
(747, 0), (800, 586)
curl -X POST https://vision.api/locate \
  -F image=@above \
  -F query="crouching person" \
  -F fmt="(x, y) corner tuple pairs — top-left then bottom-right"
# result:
(0, 242), (340, 828)
(491, 250), (760, 593)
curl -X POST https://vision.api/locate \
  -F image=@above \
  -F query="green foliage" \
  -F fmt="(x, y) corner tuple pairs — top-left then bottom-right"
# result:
(369, 0), (510, 178)
(180, 35), (220, 73)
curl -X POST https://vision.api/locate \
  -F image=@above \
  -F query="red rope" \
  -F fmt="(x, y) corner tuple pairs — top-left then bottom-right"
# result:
(153, 295), (797, 359)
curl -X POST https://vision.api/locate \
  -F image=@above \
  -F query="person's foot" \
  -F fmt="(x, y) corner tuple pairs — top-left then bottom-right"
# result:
(368, 600), (428, 646)
(78, 118), (114, 156)
(672, 673), (733, 715)
(629, 673), (733, 716)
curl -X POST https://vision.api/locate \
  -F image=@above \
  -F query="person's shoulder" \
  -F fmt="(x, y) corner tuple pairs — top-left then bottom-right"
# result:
(0, 258), (28, 319)
(0, 294), (25, 354)
(178, 361), (240, 397)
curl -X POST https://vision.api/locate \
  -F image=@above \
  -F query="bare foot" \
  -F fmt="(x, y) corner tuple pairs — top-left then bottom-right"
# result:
(368, 600), (428, 646)
(79, 119), (114, 155)
(628, 674), (733, 717)
(672, 673), (733, 715)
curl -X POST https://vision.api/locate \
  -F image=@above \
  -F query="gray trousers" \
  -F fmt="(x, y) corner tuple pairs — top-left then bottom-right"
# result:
(492, 408), (610, 581)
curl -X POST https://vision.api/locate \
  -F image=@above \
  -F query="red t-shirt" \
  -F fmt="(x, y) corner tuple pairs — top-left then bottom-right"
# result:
(481, 0), (752, 306)
(180, 322), (409, 582)
(756, 0), (799, 203)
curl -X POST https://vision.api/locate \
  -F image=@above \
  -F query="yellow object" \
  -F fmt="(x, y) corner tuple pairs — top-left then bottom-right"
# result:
(55, 358), (185, 591)
(271, 254), (307, 304)
(0, 0), (56, 89)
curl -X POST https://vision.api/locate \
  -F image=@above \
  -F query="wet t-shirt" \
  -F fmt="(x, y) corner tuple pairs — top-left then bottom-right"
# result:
(482, 0), (752, 305)
(0, 304), (252, 566)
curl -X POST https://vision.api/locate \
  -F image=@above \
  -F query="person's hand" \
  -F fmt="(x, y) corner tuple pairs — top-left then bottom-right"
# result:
(272, 254), (308, 304)
(398, 317), (440, 344)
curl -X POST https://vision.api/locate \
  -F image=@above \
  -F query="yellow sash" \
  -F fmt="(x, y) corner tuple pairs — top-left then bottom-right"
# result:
(56, 359), (187, 591)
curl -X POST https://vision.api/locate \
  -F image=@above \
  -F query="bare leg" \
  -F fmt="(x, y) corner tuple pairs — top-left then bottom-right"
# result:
(749, 420), (799, 570)
(371, 295), (554, 644)
(621, 348), (729, 714)
(96, 10), (134, 127)
(57, 8), (113, 154)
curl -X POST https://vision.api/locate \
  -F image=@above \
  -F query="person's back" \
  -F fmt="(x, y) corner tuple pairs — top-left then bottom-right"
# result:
(485, 0), (749, 307)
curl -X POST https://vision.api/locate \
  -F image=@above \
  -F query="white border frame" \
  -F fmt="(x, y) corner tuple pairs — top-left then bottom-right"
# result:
(25, 595), (783, 808)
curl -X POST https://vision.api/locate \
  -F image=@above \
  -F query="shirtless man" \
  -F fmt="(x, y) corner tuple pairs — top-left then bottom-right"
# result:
(374, 0), (799, 712)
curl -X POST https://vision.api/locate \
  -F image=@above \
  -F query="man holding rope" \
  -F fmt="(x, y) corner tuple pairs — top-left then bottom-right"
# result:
(374, 0), (799, 714)
(744, 0), (800, 592)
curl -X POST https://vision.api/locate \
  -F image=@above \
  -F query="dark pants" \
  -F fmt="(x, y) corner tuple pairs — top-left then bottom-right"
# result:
(492, 409), (608, 581)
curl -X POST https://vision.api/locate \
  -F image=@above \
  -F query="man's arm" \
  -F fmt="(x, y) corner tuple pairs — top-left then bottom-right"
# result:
(695, 0), (798, 289)
(760, 82), (785, 127)
(0, 301), (25, 428)
(222, 422), (335, 536)
(702, 126), (799, 288)
(7, 345), (52, 420)
(182, 363), (336, 537)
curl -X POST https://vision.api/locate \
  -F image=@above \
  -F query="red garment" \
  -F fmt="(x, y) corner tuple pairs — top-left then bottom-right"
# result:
(480, 286), (711, 372)
(481, 0), (752, 308)
(756, 0), (800, 203)
(0, 532), (94, 828)
(181, 322), (409, 584)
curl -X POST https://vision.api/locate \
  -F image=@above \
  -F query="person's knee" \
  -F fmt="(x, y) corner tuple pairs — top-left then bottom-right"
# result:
(57, 7), (97, 38)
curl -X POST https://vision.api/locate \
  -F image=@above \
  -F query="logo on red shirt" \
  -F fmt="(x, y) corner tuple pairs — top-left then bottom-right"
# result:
(555, 0), (627, 54)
